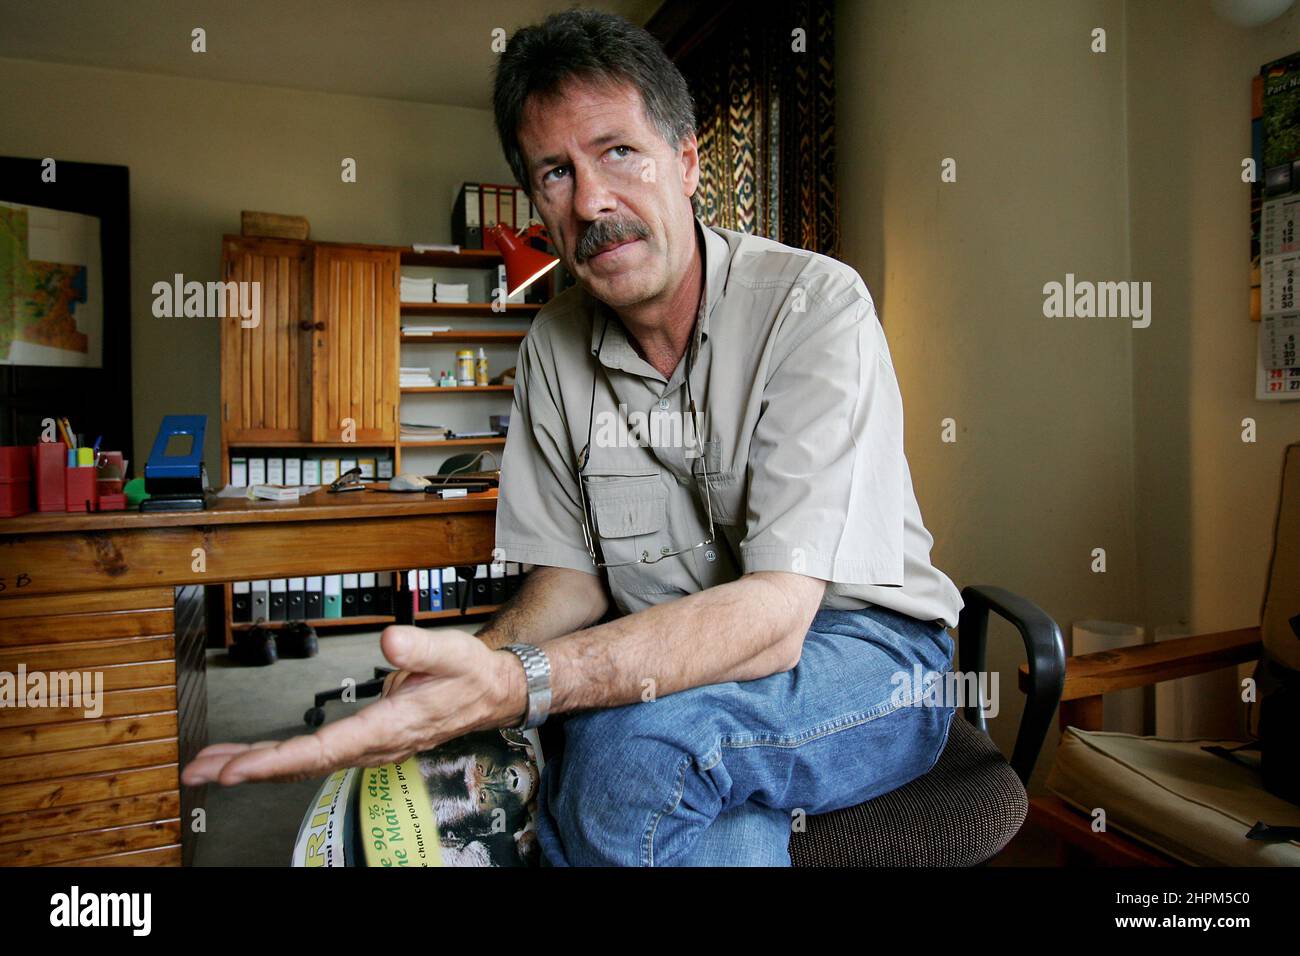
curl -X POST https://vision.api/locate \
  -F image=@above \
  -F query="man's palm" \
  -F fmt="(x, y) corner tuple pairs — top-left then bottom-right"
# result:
(181, 627), (507, 785)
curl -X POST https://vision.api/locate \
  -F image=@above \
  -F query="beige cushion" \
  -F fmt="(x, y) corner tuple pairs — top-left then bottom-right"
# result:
(1047, 727), (1300, 866)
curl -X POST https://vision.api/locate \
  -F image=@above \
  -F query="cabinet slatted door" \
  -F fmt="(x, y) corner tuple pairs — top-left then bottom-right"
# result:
(311, 246), (399, 443)
(220, 238), (313, 442)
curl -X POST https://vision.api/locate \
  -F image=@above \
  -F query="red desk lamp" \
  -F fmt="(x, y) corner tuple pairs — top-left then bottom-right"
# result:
(485, 222), (560, 298)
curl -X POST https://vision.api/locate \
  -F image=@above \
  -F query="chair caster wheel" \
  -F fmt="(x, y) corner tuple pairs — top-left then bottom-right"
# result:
(304, 707), (325, 727)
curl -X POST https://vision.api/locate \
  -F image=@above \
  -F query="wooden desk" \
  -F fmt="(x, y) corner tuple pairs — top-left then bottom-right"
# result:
(0, 490), (498, 866)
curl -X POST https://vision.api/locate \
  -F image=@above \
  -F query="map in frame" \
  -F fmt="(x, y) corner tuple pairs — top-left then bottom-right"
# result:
(0, 200), (103, 368)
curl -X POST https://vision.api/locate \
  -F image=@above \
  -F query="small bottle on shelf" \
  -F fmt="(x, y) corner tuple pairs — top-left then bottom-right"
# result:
(475, 348), (489, 387)
(456, 349), (475, 386)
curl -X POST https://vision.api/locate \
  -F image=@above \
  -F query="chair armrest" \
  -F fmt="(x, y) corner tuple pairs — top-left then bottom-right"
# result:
(1018, 626), (1262, 701)
(957, 585), (1065, 786)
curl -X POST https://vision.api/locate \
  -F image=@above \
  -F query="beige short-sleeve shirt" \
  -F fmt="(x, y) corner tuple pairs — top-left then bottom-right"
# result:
(494, 218), (965, 628)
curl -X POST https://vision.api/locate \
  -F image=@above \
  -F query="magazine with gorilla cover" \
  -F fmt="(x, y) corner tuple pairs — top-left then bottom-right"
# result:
(291, 727), (545, 867)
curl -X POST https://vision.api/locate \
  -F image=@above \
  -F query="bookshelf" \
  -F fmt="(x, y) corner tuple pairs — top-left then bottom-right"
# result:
(394, 245), (550, 476)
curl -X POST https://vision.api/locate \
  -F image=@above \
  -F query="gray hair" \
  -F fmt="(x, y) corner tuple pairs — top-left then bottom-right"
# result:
(492, 9), (695, 195)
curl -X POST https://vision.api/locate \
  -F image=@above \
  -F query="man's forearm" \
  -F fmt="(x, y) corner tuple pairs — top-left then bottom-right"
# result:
(540, 571), (825, 715)
(476, 565), (610, 650)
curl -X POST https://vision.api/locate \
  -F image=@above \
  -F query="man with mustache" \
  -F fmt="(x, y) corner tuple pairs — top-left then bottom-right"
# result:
(185, 10), (964, 868)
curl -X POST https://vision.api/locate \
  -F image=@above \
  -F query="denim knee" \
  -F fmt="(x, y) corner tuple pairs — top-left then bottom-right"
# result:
(540, 702), (706, 866)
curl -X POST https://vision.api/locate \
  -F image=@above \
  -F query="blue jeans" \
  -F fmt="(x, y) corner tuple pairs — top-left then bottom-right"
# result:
(535, 604), (957, 866)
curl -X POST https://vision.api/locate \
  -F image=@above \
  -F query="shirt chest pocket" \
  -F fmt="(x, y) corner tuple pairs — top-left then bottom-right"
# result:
(585, 473), (667, 564)
(583, 472), (693, 599)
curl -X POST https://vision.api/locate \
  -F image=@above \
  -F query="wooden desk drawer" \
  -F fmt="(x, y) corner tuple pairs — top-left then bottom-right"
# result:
(0, 636), (175, 672)
(0, 789), (179, 845)
(0, 764), (178, 814)
(0, 687), (176, 729)
(0, 588), (173, 621)
(78, 843), (182, 866)
(0, 609), (174, 647)
(0, 712), (178, 759)
(0, 818), (181, 866)
(0, 736), (178, 785)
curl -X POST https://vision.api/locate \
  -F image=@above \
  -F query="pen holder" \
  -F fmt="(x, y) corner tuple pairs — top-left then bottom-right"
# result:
(0, 446), (33, 518)
(66, 466), (98, 513)
(94, 450), (127, 511)
(36, 441), (68, 512)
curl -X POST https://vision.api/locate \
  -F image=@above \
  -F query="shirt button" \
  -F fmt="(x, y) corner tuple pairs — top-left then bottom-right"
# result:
(705, 549), (716, 562)
(658, 398), (669, 410)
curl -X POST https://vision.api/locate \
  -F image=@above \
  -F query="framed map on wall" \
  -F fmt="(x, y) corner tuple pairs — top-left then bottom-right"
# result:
(0, 200), (104, 368)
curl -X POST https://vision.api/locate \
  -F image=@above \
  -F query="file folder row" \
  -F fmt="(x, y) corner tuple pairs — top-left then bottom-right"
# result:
(403, 562), (524, 615)
(228, 455), (394, 487)
(231, 563), (525, 624)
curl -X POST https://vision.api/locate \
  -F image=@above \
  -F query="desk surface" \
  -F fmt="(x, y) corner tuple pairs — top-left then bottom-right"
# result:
(0, 488), (498, 535)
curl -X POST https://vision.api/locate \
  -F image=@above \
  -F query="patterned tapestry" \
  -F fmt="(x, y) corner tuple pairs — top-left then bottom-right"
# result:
(677, 0), (839, 258)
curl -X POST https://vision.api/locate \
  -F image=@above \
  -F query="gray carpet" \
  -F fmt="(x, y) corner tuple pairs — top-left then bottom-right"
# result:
(193, 621), (481, 867)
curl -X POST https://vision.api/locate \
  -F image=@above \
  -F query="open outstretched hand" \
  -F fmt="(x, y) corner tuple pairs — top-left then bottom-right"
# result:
(181, 627), (525, 786)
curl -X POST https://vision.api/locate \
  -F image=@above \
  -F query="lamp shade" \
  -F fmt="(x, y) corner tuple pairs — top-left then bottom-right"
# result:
(1211, 0), (1294, 26)
(486, 223), (559, 298)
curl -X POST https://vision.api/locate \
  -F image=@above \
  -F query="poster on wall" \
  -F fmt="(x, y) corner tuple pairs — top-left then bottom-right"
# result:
(1255, 53), (1300, 400)
(0, 199), (103, 368)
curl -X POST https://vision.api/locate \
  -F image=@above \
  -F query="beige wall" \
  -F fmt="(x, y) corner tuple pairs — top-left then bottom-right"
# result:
(838, 0), (1299, 787)
(1127, 1), (1300, 642)
(0, 56), (513, 468)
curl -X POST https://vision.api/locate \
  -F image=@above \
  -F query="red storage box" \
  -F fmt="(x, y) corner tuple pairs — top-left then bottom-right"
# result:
(0, 446), (33, 517)
(66, 466), (97, 513)
(36, 442), (67, 512)
(0, 446), (31, 480)
(97, 492), (126, 512)
(0, 481), (31, 517)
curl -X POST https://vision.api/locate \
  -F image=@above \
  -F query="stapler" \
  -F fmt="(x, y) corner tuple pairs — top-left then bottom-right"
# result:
(139, 414), (209, 512)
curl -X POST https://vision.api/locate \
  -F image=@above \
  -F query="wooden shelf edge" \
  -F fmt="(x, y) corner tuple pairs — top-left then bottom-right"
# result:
(401, 331), (527, 344)
(226, 440), (398, 448)
(400, 302), (540, 316)
(400, 384), (513, 393)
(400, 248), (503, 269)
(399, 437), (506, 448)
(230, 604), (503, 631)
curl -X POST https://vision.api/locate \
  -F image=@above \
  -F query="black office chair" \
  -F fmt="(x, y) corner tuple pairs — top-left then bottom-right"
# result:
(538, 585), (1064, 866)
(786, 585), (1065, 866)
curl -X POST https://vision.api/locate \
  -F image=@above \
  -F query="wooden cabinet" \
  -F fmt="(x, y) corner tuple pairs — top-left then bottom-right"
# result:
(311, 245), (399, 443)
(220, 237), (314, 442)
(219, 238), (399, 447)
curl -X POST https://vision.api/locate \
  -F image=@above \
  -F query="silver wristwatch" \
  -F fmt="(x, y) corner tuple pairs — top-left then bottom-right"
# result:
(501, 643), (552, 730)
